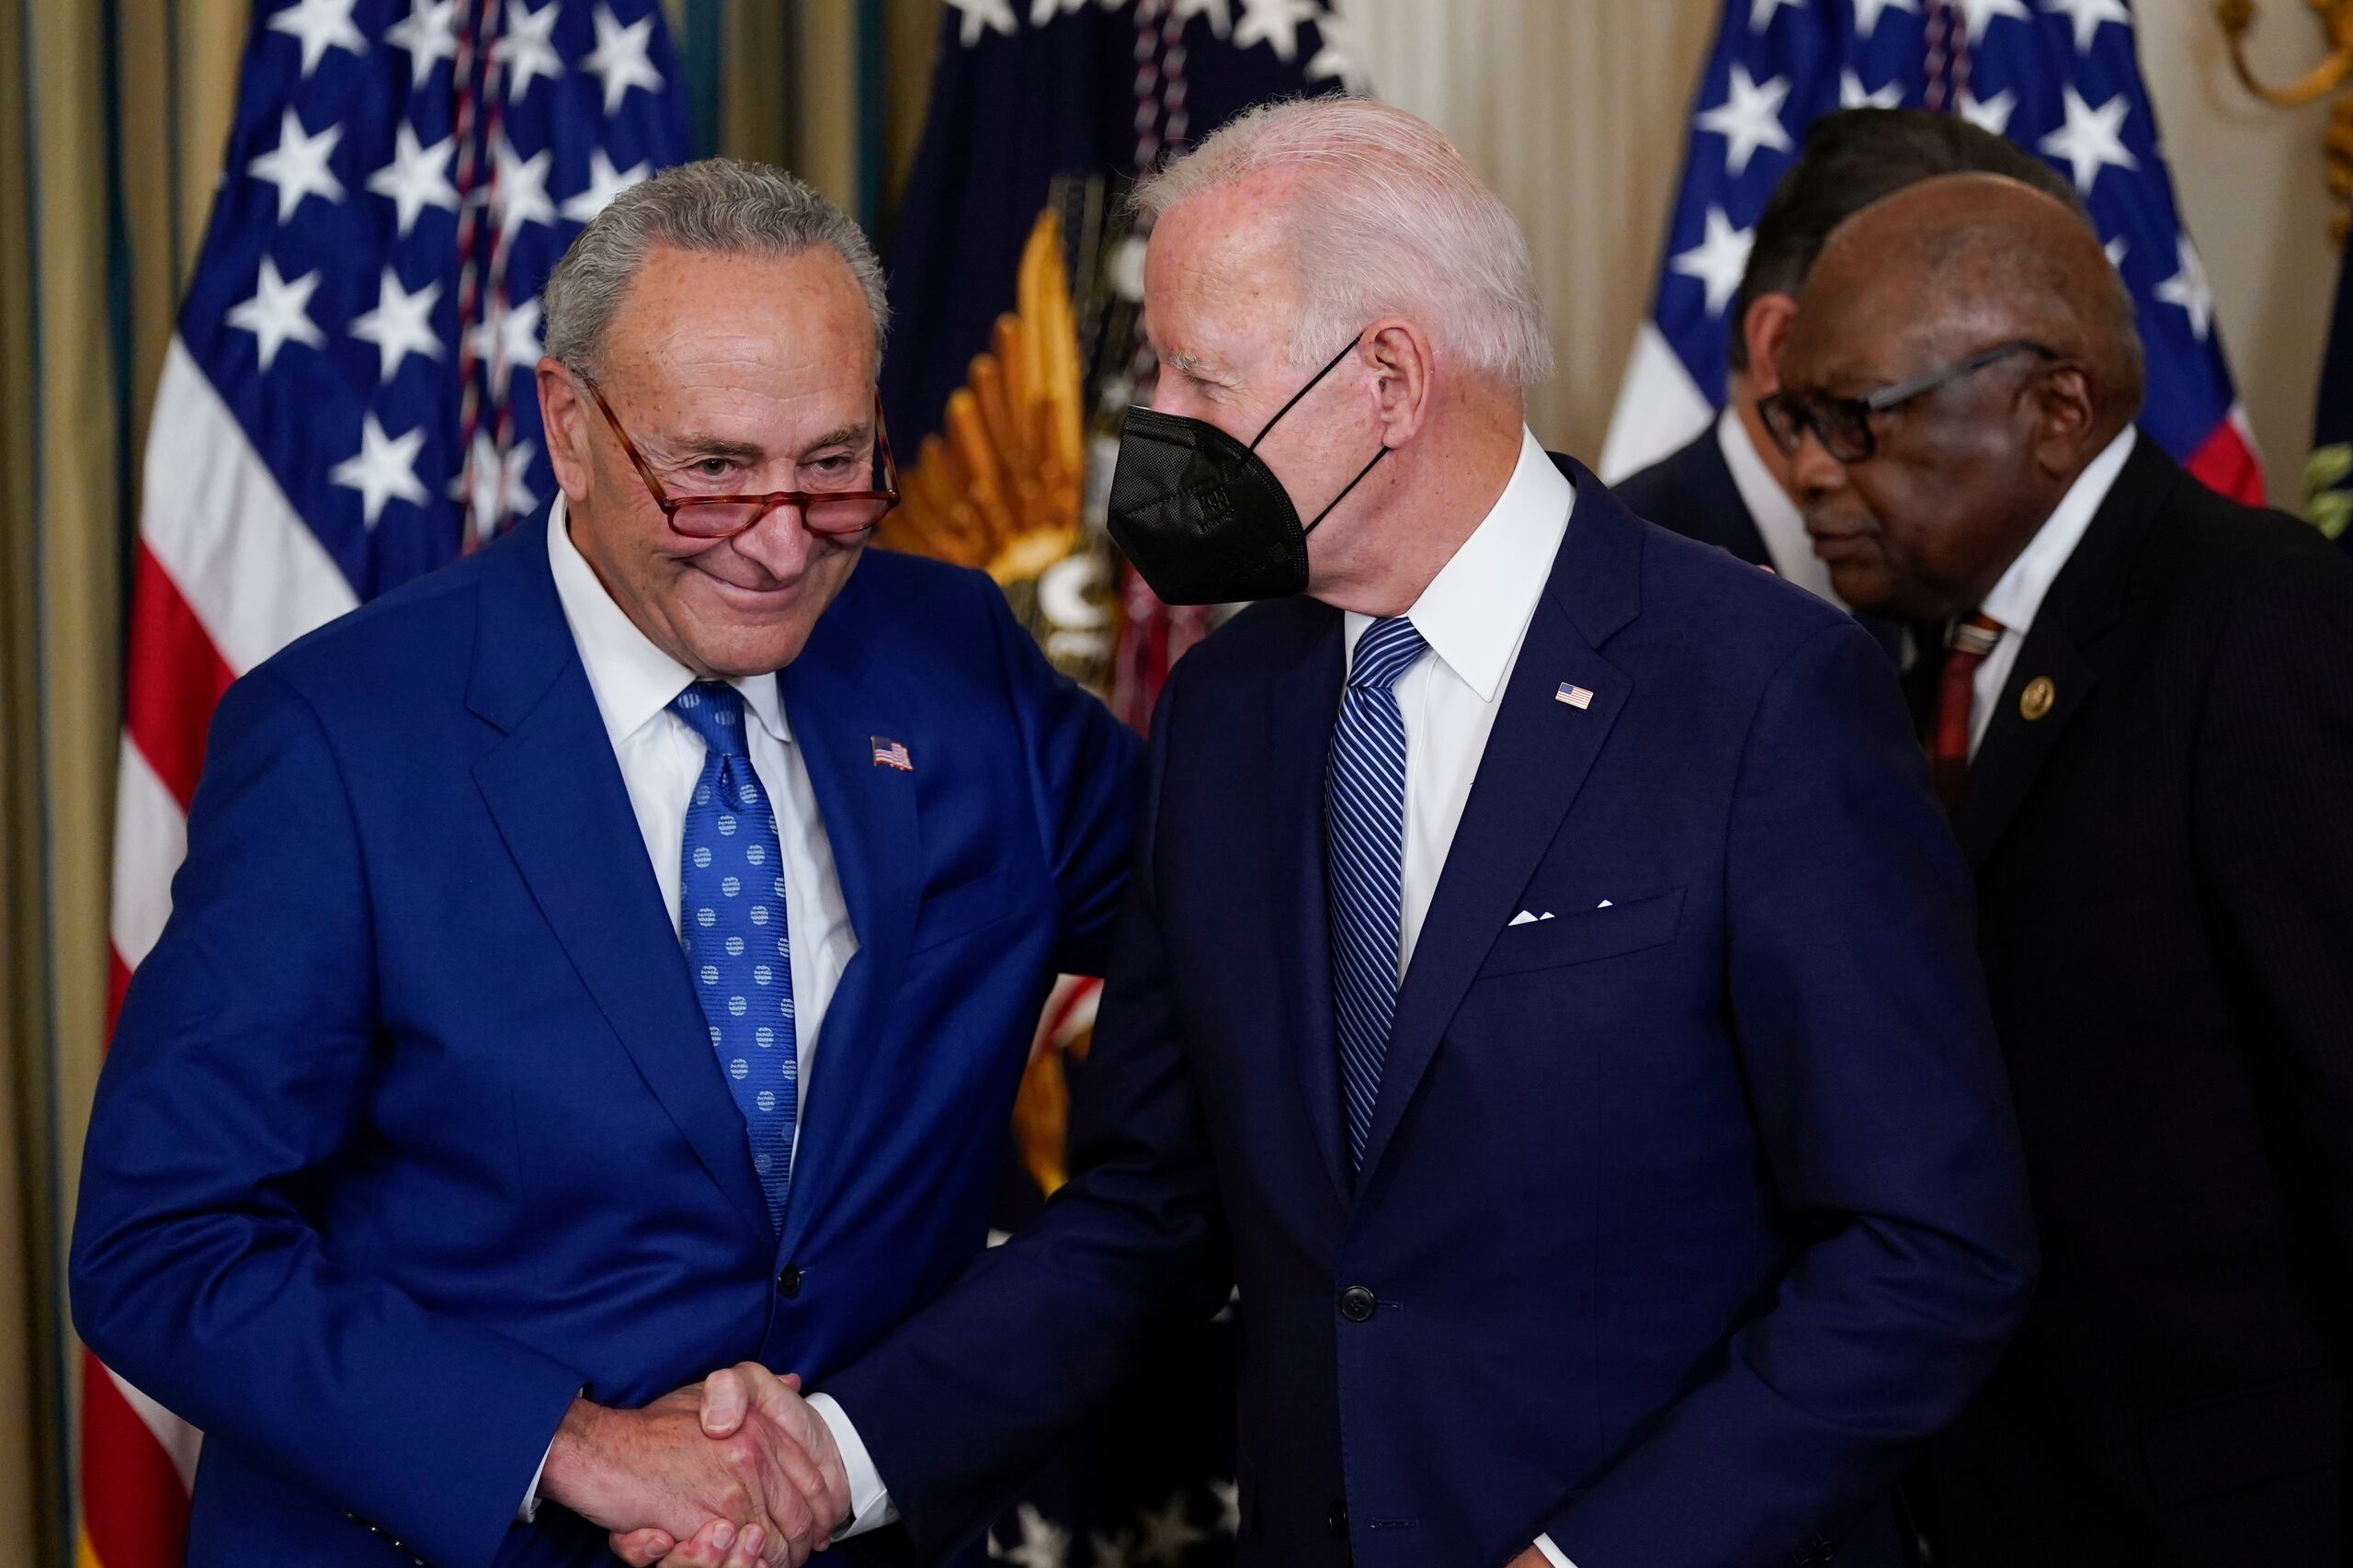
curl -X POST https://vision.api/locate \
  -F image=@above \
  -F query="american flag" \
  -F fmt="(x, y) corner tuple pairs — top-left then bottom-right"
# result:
(1598, 0), (2264, 506)
(870, 737), (915, 772)
(86, 3), (686, 1564)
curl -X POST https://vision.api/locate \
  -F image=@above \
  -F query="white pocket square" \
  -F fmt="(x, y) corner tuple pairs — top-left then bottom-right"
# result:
(1508, 909), (1556, 926)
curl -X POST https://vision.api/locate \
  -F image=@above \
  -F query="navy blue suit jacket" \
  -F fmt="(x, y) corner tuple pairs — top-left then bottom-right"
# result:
(827, 460), (2035, 1568)
(71, 518), (1139, 1568)
(1618, 428), (1907, 668)
(1612, 426), (1773, 567)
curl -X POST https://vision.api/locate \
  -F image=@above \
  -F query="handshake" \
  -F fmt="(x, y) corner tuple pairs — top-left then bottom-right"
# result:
(540, 1362), (849, 1568)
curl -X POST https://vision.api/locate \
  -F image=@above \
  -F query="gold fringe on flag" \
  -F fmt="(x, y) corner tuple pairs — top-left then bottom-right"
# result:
(876, 207), (1087, 584)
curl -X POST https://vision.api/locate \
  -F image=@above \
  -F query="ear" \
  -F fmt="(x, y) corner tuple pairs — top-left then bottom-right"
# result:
(537, 357), (594, 502)
(1740, 292), (1799, 395)
(2026, 361), (2098, 480)
(1361, 317), (1436, 448)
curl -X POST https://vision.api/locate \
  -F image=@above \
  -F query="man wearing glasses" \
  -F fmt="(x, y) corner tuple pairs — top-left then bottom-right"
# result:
(1772, 172), (2353, 1567)
(1614, 106), (2083, 667)
(73, 159), (1139, 1568)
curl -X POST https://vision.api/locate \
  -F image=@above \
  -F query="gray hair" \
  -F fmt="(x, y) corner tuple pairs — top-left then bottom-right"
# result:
(1132, 97), (1553, 389)
(543, 156), (890, 374)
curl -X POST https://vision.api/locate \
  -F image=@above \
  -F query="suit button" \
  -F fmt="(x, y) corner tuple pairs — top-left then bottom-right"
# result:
(1338, 1285), (1377, 1322)
(776, 1266), (803, 1298)
(1327, 1500), (1348, 1537)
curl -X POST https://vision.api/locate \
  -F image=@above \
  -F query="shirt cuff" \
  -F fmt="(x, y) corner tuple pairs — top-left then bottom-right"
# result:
(1535, 1534), (1577, 1568)
(517, 1437), (552, 1523)
(806, 1392), (897, 1539)
(517, 1388), (586, 1525)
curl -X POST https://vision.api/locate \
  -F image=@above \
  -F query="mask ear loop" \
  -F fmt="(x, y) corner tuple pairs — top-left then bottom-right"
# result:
(1302, 446), (1391, 536)
(1248, 333), (1369, 449)
(1245, 329), (1392, 537)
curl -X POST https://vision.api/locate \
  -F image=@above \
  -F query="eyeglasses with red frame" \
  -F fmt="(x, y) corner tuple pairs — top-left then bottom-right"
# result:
(575, 372), (901, 541)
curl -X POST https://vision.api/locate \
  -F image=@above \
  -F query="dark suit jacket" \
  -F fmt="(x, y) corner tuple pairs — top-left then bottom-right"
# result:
(1612, 425), (1772, 566)
(1925, 435), (2353, 1568)
(71, 519), (1139, 1568)
(828, 459), (2035, 1568)
(1617, 426), (1909, 666)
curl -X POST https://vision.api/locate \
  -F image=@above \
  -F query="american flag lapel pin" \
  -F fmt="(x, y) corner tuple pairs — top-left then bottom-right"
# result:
(1555, 682), (1594, 710)
(870, 736), (914, 771)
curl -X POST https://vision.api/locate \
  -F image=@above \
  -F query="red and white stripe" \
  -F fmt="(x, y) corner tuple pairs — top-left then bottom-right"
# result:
(81, 334), (354, 1568)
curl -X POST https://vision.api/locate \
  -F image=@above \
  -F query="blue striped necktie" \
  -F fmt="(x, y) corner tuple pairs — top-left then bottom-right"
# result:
(669, 681), (797, 1230)
(1327, 615), (1426, 1171)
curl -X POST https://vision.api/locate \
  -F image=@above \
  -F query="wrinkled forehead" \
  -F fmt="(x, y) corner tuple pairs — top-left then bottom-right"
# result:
(601, 243), (878, 392)
(1142, 181), (1304, 355)
(1783, 259), (1963, 392)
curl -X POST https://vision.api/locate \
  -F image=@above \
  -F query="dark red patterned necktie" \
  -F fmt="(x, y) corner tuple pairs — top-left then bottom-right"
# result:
(1930, 613), (2005, 813)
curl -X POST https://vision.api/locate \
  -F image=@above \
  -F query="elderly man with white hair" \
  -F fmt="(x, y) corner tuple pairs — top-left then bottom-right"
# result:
(625, 98), (2037, 1568)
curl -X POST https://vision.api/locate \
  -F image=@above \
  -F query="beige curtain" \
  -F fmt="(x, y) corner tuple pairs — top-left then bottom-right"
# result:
(1346, 1), (1721, 457)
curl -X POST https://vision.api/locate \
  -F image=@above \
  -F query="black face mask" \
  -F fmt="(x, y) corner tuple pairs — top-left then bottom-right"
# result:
(1107, 335), (1391, 606)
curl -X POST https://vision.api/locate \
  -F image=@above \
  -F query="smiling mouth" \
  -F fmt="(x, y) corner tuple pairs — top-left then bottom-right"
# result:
(693, 563), (802, 598)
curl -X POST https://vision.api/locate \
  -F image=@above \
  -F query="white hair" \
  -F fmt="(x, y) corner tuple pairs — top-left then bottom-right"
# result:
(1132, 97), (1552, 389)
(543, 156), (889, 374)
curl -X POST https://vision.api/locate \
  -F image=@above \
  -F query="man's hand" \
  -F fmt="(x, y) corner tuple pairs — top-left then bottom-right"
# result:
(540, 1378), (844, 1568)
(605, 1369), (851, 1568)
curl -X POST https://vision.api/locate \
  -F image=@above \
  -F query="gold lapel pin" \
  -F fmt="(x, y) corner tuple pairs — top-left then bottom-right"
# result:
(2019, 676), (2056, 722)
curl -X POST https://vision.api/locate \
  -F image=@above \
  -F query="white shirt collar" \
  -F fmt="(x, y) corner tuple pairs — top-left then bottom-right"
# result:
(545, 494), (792, 748)
(1978, 426), (2137, 641)
(1345, 426), (1574, 702)
(1715, 404), (1842, 606)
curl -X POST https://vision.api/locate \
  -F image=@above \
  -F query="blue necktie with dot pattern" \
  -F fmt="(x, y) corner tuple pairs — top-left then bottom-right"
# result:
(669, 681), (796, 1230)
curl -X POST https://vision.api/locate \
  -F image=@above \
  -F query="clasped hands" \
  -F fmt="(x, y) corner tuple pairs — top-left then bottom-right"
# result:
(540, 1363), (847, 1568)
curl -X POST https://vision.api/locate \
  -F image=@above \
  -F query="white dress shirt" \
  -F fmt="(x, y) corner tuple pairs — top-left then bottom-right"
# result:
(545, 494), (859, 1085)
(1343, 426), (1574, 977)
(1340, 429), (1584, 1568)
(1716, 403), (1841, 606)
(526, 498), (885, 1524)
(1968, 426), (2135, 756)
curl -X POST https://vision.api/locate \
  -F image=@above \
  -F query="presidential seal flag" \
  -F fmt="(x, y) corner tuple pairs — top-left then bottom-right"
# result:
(1600, 0), (2265, 506)
(84, 4), (686, 1564)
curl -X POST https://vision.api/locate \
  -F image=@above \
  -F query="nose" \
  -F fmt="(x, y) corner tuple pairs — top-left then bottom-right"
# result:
(724, 501), (818, 581)
(1787, 426), (1850, 507)
(1148, 381), (1191, 418)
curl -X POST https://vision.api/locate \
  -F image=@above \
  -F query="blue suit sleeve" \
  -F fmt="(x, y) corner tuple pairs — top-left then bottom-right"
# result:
(1542, 619), (2037, 1564)
(822, 664), (1229, 1559)
(70, 668), (586, 1568)
(972, 571), (1142, 975)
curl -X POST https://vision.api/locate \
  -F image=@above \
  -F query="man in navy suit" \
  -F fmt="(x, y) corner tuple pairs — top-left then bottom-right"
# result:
(651, 99), (2036, 1568)
(1615, 108), (2083, 659)
(71, 159), (1137, 1568)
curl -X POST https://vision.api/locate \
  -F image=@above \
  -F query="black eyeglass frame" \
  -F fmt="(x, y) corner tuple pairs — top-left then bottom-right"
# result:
(1756, 338), (2061, 464)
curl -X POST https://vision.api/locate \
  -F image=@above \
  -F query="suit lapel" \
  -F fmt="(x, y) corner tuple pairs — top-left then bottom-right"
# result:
(1952, 630), (2097, 874)
(1243, 606), (1351, 1204)
(1358, 462), (1641, 1182)
(1954, 435), (2171, 874)
(468, 521), (774, 1242)
(772, 571), (919, 1257)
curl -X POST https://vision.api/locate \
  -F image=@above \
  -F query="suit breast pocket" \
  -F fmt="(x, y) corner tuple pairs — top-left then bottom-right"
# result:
(1477, 886), (1686, 977)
